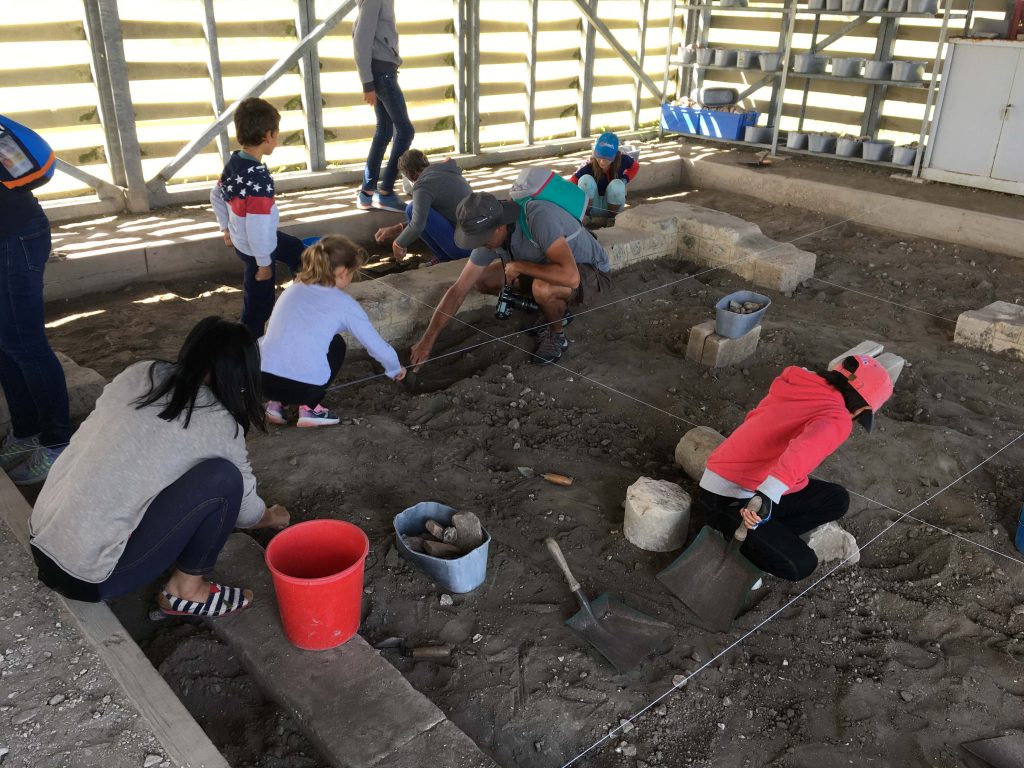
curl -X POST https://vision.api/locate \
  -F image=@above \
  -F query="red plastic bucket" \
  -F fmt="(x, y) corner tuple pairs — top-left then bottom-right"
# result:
(265, 520), (369, 651)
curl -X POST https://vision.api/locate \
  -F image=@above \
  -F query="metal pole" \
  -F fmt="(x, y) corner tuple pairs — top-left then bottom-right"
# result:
(526, 0), (539, 144)
(200, 0), (230, 164)
(81, 0), (126, 188)
(453, 0), (467, 153)
(632, 0), (651, 130)
(567, 0), (664, 101)
(96, 0), (149, 212)
(862, 16), (900, 137)
(148, 0), (355, 190)
(578, 0), (598, 138)
(912, 0), (952, 177)
(467, 0), (480, 154)
(769, 1), (797, 156)
(660, 0), (678, 135)
(797, 15), (821, 132)
(765, 0), (793, 139)
(296, 0), (327, 171)
(54, 158), (125, 201)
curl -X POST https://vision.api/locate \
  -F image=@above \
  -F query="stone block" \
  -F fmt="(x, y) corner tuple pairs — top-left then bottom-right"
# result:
(803, 521), (860, 566)
(623, 476), (691, 552)
(594, 227), (672, 270)
(687, 320), (760, 367)
(954, 301), (1024, 360)
(828, 341), (885, 371)
(674, 426), (726, 481)
(750, 243), (816, 293)
(875, 352), (905, 384)
(0, 352), (106, 436)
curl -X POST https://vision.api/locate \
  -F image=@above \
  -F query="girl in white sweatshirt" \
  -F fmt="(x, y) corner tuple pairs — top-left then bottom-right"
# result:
(260, 235), (406, 426)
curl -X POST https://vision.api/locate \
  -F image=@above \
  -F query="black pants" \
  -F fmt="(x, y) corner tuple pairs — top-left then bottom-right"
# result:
(33, 458), (243, 602)
(261, 335), (346, 407)
(700, 479), (850, 581)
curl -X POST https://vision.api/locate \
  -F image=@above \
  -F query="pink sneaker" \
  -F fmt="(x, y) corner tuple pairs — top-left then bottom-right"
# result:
(297, 404), (340, 428)
(265, 401), (287, 425)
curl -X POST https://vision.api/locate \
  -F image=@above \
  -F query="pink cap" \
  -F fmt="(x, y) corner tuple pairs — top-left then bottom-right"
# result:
(836, 354), (894, 412)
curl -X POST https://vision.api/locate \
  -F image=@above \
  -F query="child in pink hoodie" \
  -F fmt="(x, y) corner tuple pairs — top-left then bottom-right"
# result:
(699, 354), (894, 581)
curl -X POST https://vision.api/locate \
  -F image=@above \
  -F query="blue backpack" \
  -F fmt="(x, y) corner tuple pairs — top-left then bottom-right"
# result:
(0, 116), (55, 193)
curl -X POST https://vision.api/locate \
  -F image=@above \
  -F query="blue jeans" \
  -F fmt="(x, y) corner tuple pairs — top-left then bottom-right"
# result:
(362, 69), (415, 194)
(0, 214), (70, 447)
(405, 204), (471, 263)
(236, 231), (304, 337)
(32, 458), (243, 602)
(577, 176), (627, 216)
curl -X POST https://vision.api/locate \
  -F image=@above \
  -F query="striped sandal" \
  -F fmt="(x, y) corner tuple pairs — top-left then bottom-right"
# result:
(159, 582), (252, 618)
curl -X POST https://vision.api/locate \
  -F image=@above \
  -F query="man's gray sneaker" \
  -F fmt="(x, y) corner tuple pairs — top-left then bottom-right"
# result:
(532, 330), (569, 365)
(0, 432), (40, 472)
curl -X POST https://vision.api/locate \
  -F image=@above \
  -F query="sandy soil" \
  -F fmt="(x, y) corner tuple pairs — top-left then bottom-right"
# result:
(42, 188), (1024, 768)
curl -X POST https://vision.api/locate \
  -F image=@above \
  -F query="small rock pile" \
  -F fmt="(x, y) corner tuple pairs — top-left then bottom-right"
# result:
(726, 300), (765, 315)
(403, 512), (484, 559)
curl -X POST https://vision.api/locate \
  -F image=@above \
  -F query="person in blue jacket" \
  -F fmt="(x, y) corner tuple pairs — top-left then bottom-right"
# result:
(0, 116), (71, 485)
(569, 132), (639, 224)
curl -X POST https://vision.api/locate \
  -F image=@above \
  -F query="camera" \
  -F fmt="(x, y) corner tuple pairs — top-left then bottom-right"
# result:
(495, 285), (539, 319)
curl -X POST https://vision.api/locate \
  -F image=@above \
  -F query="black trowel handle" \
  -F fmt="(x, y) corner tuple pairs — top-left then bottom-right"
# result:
(546, 537), (583, 595)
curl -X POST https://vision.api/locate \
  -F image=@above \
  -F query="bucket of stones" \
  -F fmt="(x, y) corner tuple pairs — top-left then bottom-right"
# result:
(831, 57), (864, 78)
(736, 50), (764, 68)
(793, 53), (827, 74)
(863, 139), (895, 162)
(759, 52), (783, 71)
(836, 137), (864, 157)
(394, 501), (491, 593)
(744, 125), (774, 143)
(891, 61), (925, 82)
(892, 145), (918, 166)
(786, 131), (809, 149)
(808, 133), (837, 153)
(715, 290), (771, 338)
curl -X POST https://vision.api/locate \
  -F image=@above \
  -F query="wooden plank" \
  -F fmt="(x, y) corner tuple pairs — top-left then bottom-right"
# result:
(0, 473), (231, 768)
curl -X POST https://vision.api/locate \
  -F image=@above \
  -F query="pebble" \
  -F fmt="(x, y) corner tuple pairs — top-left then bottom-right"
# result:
(672, 674), (688, 687)
(619, 718), (634, 734)
(900, 690), (914, 702)
(143, 755), (163, 768)
(1012, 605), (1024, 616)
(47, 694), (65, 706)
(621, 744), (637, 757)
(0, 747), (8, 762)
(472, 633), (484, 643)
(439, 594), (454, 607)
(655, 703), (667, 716)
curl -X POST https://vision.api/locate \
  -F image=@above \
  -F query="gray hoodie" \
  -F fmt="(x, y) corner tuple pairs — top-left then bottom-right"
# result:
(352, 0), (402, 91)
(396, 159), (473, 248)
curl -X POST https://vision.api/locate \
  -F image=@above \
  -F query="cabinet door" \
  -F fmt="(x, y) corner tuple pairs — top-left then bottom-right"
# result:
(992, 52), (1024, 184)
(930, 46), (1017, 177)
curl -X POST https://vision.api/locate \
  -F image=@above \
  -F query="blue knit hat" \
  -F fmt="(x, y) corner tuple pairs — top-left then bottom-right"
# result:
(593, 132), (619, 160)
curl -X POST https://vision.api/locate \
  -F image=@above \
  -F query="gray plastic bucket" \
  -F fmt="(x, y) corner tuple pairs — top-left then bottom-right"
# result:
(809, 133), (837, 153)
(808, 0), (827, 7)
(831, 57), (863, 77)
(864, 0), (888, 9)
(697, 48), (715, 66)
(744, 125), (774, 143)
(892, 61), (925, 81)
(826, 0), (842, 9)
(863, 140), (894, 162)
(909, 0), (937, 11)
(736, 50), (762, 68)
(759, 52), (783, 71)
(681, 45), (697, 64)
(714, 49), (738, 67)
(836, 138), (863, 157)
(888, 0), (907, 10)
(841, 0), (864, 10)
(892, 146), (917, 166)
(715, 291), (771, 339)
(793, 54), (827, 74)
(864, 61), (893, 80)
(786, 131), (809, 149)
(393, 502), (491, 593)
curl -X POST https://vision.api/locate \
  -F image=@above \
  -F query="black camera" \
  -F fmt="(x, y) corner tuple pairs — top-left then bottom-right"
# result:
(495, 285), (539, 319)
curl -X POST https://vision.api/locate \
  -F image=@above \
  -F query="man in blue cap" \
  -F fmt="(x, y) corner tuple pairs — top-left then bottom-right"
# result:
(569, 131), (639, 226)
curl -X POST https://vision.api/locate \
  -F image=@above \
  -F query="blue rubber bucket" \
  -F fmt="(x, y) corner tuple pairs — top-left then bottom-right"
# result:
(715, 290), (771, 339)
(393, 502), (491, 593)
(301, 236), (322, 248)
(1015, 503), (1024, 554)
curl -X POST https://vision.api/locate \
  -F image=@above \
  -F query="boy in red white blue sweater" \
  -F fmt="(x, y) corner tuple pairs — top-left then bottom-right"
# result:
(210, 98), (304, 337)
(699, 355), (894, 581)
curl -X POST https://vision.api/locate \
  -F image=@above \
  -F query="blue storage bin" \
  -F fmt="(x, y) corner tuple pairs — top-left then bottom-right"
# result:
(715, 290), (771, 339)
(661, 104), (702, 136)
(699, 110), (759, 140)
(301, 236), (322, 248)
(1016, 503), (1024, 554)
(394, 502), (491, 594)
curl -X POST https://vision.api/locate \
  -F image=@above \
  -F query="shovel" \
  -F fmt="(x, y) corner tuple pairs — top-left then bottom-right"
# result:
(657, 497), (764, 632)
(546, 537), (673, 673)
(961, 734), (1024, 768)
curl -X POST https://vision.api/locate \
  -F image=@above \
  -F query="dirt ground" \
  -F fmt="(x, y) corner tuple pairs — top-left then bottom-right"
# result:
(41, 187), (1024, 768)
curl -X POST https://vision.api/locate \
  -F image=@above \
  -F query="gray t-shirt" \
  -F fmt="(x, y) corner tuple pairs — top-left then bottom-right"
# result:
(469, 200), (610, 272)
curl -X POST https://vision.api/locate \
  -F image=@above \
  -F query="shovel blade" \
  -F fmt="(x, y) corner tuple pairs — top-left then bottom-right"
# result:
(657, 526), (762, 632)
(565, 593), (674, 674)
(962, 735), (1024, 768)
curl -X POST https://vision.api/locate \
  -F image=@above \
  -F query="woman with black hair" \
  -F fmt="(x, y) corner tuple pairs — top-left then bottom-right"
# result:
(29, 316), (288, 618)
(697, 354), (894, 582)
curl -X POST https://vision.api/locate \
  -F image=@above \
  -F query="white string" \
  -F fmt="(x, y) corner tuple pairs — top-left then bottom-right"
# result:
(559, 430), (1024, 768)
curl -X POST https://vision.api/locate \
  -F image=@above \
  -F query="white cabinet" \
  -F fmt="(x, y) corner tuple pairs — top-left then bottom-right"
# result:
(923, 39), (1024, 196)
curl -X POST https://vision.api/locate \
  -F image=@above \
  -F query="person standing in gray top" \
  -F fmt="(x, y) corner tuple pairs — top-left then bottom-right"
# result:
(374, 150), (473, 265)
(409, 190), (612, 367)
(353, 0), (414, 214)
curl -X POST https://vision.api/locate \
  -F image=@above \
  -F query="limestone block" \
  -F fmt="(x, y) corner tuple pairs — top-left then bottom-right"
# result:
(674, 426), (726, 481)
(687, 320), (761, 367)
(623, 477), (692, 552)
(875, 352), (905, 384)
(750, 243), (816, 293)
(0, 352), (106, 435)
(828, 341), (884, 371)
(594, 227), (672, 270)
(804, 521), (860, 566)
(954, 301), (1024, 360)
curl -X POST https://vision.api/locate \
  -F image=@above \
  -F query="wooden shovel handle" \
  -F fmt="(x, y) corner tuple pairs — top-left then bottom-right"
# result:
(734, 495), (763, 542)
(545, 538), (581, 593)
(542, 473), (574, 487)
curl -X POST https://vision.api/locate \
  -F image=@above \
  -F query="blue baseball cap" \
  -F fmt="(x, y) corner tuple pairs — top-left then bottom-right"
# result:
(593, 132), (619, 160)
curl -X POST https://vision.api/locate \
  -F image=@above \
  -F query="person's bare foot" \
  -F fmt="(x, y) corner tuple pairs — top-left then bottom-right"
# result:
(251, 504), (290, 530)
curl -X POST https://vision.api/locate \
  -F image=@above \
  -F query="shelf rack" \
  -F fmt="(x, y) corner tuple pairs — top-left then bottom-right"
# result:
(659, 0), (972, 176)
